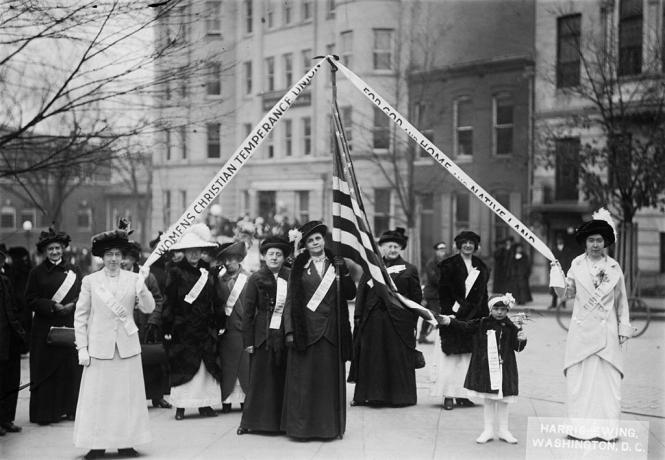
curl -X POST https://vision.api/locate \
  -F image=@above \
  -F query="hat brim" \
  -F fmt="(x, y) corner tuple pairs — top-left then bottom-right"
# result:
(36, 236), (70, 252)
(299, 224), (328, 248)
(378, 236), (406, 249)
(260, 242), (292, 255)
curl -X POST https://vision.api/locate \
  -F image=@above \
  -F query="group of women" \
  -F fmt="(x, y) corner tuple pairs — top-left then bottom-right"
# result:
(19, 210), (630, 457)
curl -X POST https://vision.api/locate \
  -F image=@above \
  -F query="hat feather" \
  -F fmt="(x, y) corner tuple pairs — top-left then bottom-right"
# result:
(592, 208), (617, 241)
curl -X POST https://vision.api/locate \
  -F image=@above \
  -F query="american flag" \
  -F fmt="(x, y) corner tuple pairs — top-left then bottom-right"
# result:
(330, 103), (437, 324)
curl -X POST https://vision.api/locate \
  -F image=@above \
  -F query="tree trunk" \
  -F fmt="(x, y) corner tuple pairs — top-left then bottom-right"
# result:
(616, 222), (638, 297)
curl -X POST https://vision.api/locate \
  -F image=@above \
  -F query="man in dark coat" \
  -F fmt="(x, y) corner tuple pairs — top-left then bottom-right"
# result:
(549, 234), (577, 308)
(24, 229), (82, 425)
(350, 228), (422, 407)
(420, 241), (447, 344)
(7, 247), (32, 337)
(0, 243), (28, 435)
(436, 230), (489, 410)
(124, 242), (171, 410)
(492, 237), (514, 293)
(281, 221), (356, 440)
(215, 241), (251, 413)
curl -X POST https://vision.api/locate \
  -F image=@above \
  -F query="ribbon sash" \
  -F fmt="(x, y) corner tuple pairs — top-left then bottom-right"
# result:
(487, 329), (502, 394)
(96, 283), (138, 335)
(184, 268), (209, 304)
(269, 277), (288, 329)
(306, 265), (336, 312)
(52, 270), (76, 304)
(225, 273), (248, 316)
(574, 268), (621, 327)
(452, 267), (480, 313)
(386, 264), (406, 275)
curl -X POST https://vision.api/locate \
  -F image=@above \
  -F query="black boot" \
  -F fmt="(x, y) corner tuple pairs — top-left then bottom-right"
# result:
(117, 447), (139, 457)
(175, 408), (185, 420)
(199, 406), (218, 417)
(221, 403), (232, 413)
(84, 450), (105, 459)
(443, 398), (454, 410)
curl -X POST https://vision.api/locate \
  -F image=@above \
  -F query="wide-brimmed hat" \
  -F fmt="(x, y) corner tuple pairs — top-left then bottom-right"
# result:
(169, 224), (217, 251)
(298, 220), (328, 248)
(216, 241), (247, 261)
(378, 227), (408, 249)
(454, 230), (481, 248)
(36, 227), (71, 252)
(574, 220), (615, 247)
(260, 236), (291, 256)
(91, 225), (131, 257)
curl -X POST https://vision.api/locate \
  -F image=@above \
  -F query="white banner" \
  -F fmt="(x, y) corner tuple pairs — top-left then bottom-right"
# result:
(334, 59), (564, 284)
(144, 57), (327, 267)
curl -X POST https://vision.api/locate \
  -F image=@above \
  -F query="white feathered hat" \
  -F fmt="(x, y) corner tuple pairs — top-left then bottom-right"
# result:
(169, 223), (217, 250)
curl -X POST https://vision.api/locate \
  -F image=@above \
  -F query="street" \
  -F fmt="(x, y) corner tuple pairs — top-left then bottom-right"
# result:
(2, 296), (664, 460)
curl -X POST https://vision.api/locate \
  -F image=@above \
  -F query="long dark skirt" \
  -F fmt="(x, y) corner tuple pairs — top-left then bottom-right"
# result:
(219, 329), (250, 400)
(29, 340), (82, 424)
(239, 345), (286, 432)
(352, 308), (416, 406)
(281, 338), (344, 439)
(142, 360), (170, 401)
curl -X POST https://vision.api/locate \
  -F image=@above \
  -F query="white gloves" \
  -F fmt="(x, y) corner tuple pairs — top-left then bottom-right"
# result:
(136, 265), (150, 294)
(78, 347), (91, 367)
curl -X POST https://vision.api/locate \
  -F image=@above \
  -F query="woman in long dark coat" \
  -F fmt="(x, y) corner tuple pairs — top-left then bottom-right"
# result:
(24, 228), (83, 425)
(162, 224), (225, 420)
(350, 228), (421, 407)
(433, 230), (489, 410)
(238, 236), (291, 434)
(281, 221), (356, 440)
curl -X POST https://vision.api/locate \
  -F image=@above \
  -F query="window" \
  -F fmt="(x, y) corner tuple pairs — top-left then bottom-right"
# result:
(373, 188), (391, 235)
(455, 193), (470, 231)
(284, 119), (292, 156)
(244, 61), (252, 95)
(493, 94), (513, 156)
(414, 101), (433, 157)
(180, 126), (187, 159)
(303, 117), (312, 155)
(206, 62), (221, 95)
(207, 123), (221, 158)
(180, 190), (187, 213)
(266, 131), (275, 158)
(454, 97), (473, 157)
(77, 207), (92, 230)
(163, 190), (171, 229)
(373, 29), (393, 70)
(283, 53), (293, 87)
(265, 57), (275, 91)
(554, 137), (580, 201)
(303, 0), (312, 21)
(284, 0), (292, 25)
(265, 1), (275, 29)
(205, 1), (221, 35)
(302, 49), (312, 72)
(340, 31), (353, 67)
(297, 191), (310, 224)
(373, 106), (390, 149)
(618, 0), (642, 76)
(0, 206), (16, 229)
(341, 106), (352, 151)
(326, 0), (336, 18)
(19, 209), (37, 230)
(556, 14), (581, 87)
(165, 129), (172, 161)
(244, 0), (253, 34)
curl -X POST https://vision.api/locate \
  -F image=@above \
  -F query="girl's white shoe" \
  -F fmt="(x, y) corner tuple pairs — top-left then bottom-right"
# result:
(475, 430), (495, 444)
(497, 430), (518, 444)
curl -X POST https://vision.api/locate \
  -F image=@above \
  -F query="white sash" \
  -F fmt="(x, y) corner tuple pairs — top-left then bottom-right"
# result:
(306, 265), (336, 312)
(386, 264), (406, 275)
(52, 270), (76, 304)
(269, 277), (288, 329)
(184, 268), (209, 304)
(96, 283), (138, 335)
(574, 268), (621, 326)
(487, 329), (502, 395)
(452, 267), (480, 313)
(225, 273), (248, 316)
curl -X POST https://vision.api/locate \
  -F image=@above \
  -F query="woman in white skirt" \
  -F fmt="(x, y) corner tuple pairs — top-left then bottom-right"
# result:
(73, 221), (155, 459)
(553, 212), (632, 441)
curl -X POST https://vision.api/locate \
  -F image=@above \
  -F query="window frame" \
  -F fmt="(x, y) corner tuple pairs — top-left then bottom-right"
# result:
(206, 62), (222, 96)
(302, 117), (312, 155)
(493, 93), (514, 156)
(283, 53), (293, 88)
(372, 106), (390, 150)
(244, 0), (253, 34)
(205, 1), (222, 35)
(618, 0), (643, 77)
(556, 14), (581, 88)
(244, 60), (253, 95)
(207, 123), (221, 159)
(284, 119), (293, 156)
(453, 97), (473, 159)
(302, 0), (313, 22)
(340, 30), (353, 67)
(265, 56), (275, 92)
(372, 28), (394, 71)
(0, 206), (16, 229)
(283, 0), (292, 25)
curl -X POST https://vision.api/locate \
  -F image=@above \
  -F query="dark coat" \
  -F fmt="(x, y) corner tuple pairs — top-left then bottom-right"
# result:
(284, 249), (356, 361)
(130, 264), (164, 341)
(0, 270), (26, 361)
(24, 259), (82, 423)
(507, 254), (532, 304)
(423, 256), (442, 304)
(438, 254), (489, 354)
(449, 316), (527, 397)
(162, 259), (225, 386)
(242, 265), (290, 353)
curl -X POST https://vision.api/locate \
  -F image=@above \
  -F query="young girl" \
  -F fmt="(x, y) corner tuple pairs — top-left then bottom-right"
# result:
(438, 293), (527, 444)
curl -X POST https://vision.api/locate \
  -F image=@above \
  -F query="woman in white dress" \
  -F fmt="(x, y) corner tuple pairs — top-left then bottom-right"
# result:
(73, 223), (155, 459)
(553, 215), (632, 441)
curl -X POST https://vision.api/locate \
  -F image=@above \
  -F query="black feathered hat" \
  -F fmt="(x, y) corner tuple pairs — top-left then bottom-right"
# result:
(260, 236), (291, 256)
(36, 227), (71, 252)
(378, 227), (408, 249)
(574, 220), (615, 247)
(91, 219), (132, 257)
(216, 241), (247, 261)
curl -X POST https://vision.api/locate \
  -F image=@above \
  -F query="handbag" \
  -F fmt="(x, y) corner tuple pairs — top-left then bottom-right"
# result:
(414, 349), (426, 369)
(46, 326), (76, 348)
